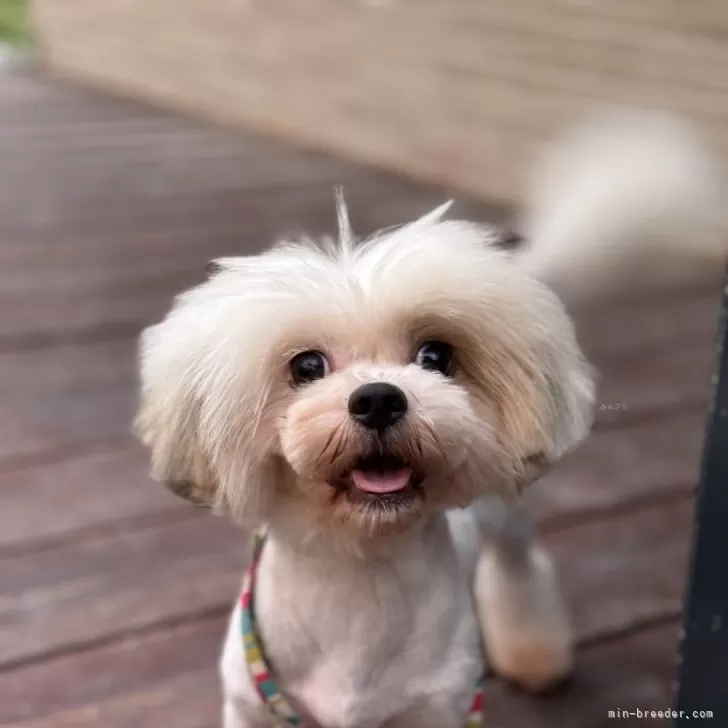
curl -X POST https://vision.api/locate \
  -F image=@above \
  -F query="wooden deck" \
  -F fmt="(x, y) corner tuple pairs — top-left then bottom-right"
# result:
(0, 66), (722, 727)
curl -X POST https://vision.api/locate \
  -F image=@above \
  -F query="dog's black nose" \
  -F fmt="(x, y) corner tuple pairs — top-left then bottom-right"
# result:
(348, 382), (408, 431)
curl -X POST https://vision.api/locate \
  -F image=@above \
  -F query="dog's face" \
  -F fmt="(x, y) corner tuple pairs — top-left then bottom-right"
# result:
(277, 320), (488, 536)
(136, 204), (594, 545)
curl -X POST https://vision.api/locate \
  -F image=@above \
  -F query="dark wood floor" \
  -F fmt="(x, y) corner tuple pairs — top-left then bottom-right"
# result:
(0, 66), (722, 727)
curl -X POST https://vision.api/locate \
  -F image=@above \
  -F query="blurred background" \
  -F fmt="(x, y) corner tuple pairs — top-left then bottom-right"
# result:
(0, 2), (723, 726)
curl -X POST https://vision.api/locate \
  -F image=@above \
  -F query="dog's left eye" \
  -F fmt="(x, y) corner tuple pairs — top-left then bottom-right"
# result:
(290, 350), (330, 385)
(415, 341), (454, 375)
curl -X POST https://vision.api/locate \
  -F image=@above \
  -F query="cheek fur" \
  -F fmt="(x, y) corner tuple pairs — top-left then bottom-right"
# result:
(402, 373), (479, 470)
(279, 379), (358, 480)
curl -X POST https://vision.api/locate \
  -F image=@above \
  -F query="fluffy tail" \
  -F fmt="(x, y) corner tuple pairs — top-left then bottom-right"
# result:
(517, 109), (728, 307)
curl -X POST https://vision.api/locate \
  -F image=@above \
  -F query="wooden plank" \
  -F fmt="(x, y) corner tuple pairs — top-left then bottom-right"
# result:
(0, 145), (421, 241)
(8, 672), (219, 728)
(576, 287), (722, 363)
(547, 500), (692, 643)
(595, 346), (713, 428)
(531, 409), (704, 527)
(485, 623), (681, 728)
(0, 444), (188, 553)
(0, 407), (60, 461)
(0, 70), (99, 107)
(0, 141), (416, 233)
(0, 618), (224, 727)
(0, 339), (136, 445)
(0, 514), (245, 669)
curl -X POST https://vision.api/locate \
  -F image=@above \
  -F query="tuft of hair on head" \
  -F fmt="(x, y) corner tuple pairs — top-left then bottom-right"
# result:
(335, 186), (355, 253)
(411, 200), (454, 229)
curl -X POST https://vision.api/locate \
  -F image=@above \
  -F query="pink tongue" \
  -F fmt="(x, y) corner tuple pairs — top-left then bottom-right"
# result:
(351, 467), (412, 494)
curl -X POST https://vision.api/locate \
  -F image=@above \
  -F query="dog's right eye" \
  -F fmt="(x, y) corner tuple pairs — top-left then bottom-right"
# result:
(290, 350), (330, 385)
(415, 341), (454, 375)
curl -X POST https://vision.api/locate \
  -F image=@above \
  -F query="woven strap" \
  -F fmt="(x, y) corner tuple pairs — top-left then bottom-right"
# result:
(465, 677), (485, 727)
(241, 532), (307, 726)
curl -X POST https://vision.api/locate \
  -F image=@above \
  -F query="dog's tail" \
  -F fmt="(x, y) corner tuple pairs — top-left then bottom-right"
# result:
(517, 109), (727, 307)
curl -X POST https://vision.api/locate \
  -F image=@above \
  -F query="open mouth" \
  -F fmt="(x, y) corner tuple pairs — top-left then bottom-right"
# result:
(333, 453), (424, 505)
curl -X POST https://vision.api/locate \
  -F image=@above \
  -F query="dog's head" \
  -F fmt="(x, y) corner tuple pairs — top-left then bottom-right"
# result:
(135, 200), (593, 547)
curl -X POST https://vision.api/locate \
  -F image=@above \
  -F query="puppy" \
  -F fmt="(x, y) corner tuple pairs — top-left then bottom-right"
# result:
(135, 110), (725, 728)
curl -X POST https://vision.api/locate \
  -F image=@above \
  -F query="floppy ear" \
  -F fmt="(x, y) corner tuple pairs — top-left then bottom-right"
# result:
(511, 307), (595, 492)
(520, 335), (594, 491)
(134, 264), (279, 525)
(473, 283), (595, 496)
(134, 323), (222, 509)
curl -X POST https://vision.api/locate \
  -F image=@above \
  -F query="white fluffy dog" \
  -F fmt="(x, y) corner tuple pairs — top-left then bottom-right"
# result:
(135, 110), (725, 728)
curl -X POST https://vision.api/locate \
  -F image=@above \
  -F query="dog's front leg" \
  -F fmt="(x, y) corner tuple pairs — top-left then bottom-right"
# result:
(473, 499), (573, 694)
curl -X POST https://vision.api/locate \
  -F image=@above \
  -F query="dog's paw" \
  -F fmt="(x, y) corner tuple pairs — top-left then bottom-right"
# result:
(475, 545), (574, 694)
(490, 634), (573, 695)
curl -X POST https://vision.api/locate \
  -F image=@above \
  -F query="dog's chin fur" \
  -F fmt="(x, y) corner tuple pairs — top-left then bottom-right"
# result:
(136, 209), (594, 551)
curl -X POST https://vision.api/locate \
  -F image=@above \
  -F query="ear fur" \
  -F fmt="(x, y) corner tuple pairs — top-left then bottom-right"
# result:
(134, 268), (278, 525)
(509, 299), (595, 491)
(134, 325), (222, 509)
(465, 277), (594, 496)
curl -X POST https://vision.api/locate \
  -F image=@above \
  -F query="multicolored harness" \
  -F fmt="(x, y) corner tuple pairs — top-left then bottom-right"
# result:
(240, 532), (485, 727)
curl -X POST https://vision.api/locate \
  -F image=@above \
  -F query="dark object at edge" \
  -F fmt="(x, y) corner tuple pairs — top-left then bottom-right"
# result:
(675, 272), (728, 725)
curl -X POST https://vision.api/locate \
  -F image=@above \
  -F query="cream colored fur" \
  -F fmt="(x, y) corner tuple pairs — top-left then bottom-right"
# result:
(520, 108), (727, 306)
(135, 110), (725, 727)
